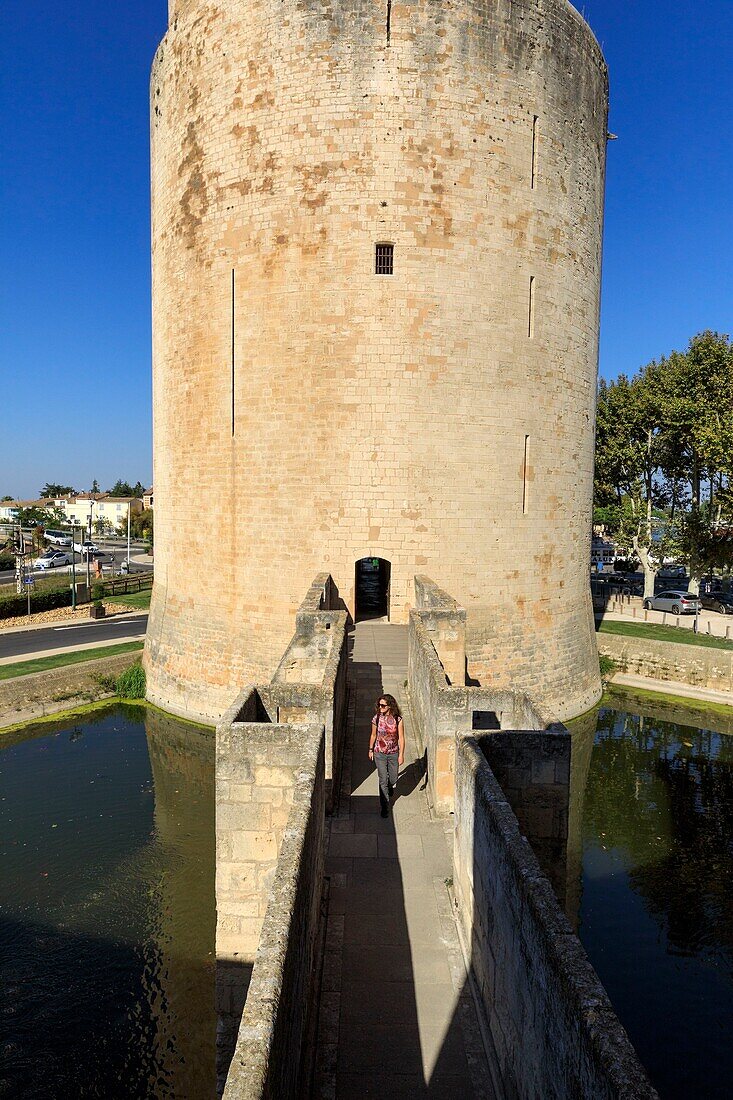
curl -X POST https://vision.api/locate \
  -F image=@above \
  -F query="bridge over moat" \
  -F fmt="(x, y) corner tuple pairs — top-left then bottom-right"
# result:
(214, 574), (657, 1100)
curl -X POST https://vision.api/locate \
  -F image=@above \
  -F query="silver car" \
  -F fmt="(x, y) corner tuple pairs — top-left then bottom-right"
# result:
(34, 550), (71, 570)
(643, 590), (701, 615)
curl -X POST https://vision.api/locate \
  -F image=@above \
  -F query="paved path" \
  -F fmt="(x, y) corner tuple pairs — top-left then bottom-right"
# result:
(611, 672), (733, 708)
(598, 605), (733, 639)
(316, 621), (494, 1099)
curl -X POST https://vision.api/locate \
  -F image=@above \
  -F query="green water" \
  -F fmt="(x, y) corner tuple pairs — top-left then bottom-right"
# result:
(569, 691), (733, 1099)
(0, 705), (216, 1099)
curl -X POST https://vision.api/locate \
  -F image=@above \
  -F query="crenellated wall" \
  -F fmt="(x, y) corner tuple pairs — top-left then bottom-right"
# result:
(409, 576), (549, 812)
(146, 0), (607, 724)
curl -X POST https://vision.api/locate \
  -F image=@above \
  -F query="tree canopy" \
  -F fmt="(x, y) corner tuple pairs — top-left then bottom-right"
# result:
(107, 479), (146, 498)
(594, 331), (733, 593)
(39, 483), (75, 498)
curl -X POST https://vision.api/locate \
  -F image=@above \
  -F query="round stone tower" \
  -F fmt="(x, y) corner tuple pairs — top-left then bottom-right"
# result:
(145, 0), (608, 723)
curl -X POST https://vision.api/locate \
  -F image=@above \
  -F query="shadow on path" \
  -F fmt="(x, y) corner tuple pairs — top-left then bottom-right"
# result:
(316, 622), (493, 1098)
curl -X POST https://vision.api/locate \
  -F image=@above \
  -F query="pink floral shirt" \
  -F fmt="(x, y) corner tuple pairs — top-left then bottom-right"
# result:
(373, 712), (399, 754)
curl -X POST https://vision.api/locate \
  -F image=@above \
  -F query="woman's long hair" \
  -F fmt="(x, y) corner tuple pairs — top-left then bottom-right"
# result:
(375, 693), (402, 720)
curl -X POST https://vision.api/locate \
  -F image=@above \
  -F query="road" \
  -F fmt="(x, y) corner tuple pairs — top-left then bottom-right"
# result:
(0, 540), (151, 586)
(0, 615), (148, 660)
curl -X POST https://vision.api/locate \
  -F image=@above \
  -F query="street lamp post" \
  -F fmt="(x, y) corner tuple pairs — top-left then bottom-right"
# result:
(70, 522), (76, 610)
(127, 500), (131, 571)
(85, 506), (93, 597)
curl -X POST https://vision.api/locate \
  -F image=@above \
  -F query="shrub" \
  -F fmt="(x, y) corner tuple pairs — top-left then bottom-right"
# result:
(599, 654), (617, 681)
(116, 662), (146, 700)
(94, 672), (117, 693)
(0, 582), (71, 619)
(91, 582), (106, 605)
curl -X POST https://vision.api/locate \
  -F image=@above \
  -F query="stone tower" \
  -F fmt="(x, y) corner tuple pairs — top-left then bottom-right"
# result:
(145, 0), (608, 723)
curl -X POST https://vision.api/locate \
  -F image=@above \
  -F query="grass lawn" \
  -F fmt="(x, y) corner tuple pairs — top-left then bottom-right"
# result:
(107, 590), (151, 610)
(598, 618), (733, 651)
(0, 641), (144, 681)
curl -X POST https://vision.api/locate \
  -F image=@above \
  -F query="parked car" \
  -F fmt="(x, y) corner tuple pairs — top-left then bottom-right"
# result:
(44, 529), (73, 547)
(73, 541), (101, 556)
(643, 590), (701, 615)
(700, 592), (733, 615)
(34, 550), (71, 570)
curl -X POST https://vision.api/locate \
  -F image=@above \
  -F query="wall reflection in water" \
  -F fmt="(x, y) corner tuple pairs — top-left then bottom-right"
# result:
(0, 704), (215, 1100)
(566, 688), (733, 1100)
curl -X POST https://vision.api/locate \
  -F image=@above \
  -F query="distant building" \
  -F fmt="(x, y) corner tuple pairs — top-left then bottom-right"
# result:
(143, 487), (153, 510)
(63, 495), (144, 530)
(0, 499), (49, 521)
(591, 534), (615, 569)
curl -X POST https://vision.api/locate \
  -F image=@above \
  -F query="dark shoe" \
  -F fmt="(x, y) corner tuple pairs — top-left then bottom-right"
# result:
(380, 806), (389, 818)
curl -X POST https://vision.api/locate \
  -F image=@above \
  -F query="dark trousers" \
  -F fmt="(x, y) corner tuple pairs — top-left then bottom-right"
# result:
(375, 752), (398, 808)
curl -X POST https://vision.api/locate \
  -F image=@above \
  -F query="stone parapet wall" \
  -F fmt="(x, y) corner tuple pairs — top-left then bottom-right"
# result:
(598, 633), (733, 694)
(453, 735), (658, 1100)
(479, 730), (571, 908)
(215, 574), (347, 1096)
(0, 652), (137, 730)
(414, 575), (467, 686)
(217, 721), (324, 1100)
(408, 578), (546, 813)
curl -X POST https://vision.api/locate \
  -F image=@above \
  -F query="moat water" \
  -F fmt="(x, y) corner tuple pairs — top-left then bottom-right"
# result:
(569, 691), (733, 1100)
(2, 695), (731, 1098)
(0, 704), (215, 1099)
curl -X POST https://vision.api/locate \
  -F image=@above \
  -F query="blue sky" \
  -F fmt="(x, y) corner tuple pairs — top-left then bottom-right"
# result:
(2, 1), (731, 500)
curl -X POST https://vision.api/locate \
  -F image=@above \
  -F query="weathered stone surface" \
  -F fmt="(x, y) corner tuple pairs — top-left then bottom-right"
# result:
(408, 578), (549, 812)
(216, 575), (348, 1098)
(453, 735), (658, 1100)
(0, 652), (136, 730)
(598, 632), (733, 694)
(145, 0), (606, 726)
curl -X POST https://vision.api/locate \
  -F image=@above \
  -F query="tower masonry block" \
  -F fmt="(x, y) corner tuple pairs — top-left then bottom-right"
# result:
(145, 0), (608, 723)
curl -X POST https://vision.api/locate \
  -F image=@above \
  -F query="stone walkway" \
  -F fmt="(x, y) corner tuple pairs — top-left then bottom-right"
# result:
(315, 621), (495, 1099)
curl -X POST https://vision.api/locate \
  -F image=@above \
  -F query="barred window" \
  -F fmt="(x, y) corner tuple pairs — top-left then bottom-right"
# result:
(375, 243), (394, 275)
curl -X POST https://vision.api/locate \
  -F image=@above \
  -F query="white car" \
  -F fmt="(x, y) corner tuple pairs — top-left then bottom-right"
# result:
(44, 530), (73, 547)
(73, 541), (101, 556)
(35, 550), (71, 569)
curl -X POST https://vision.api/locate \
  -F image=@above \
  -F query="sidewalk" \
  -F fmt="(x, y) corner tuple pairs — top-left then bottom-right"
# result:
(597, 604), (733, 640)
(316, 621), (494, 1099)
(610, 672), (733, 708)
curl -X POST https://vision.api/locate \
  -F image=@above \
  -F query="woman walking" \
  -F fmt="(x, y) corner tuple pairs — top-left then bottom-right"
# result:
(369, 694), (405, 818)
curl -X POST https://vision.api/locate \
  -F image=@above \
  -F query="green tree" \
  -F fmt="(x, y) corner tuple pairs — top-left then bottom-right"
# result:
(659, 332), (733, 591)
(15, 505), (52, 527)
(108, 479), (134, 497)
(39, 483), (75, 498)
(130, 508), (154, 544)
(594, 366), (665, 598)
(93, 517), (114, 537)
(91, 479), (100, 494)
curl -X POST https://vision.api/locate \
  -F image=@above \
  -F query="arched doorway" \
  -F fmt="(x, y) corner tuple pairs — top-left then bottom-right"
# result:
(355, 557), (391, 621)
